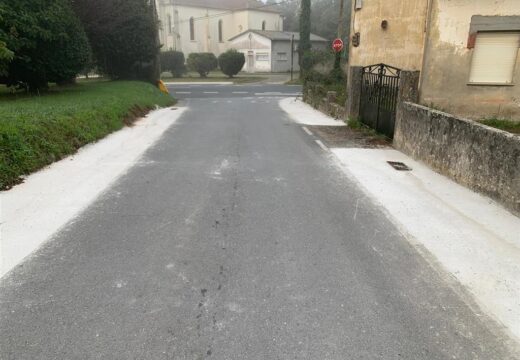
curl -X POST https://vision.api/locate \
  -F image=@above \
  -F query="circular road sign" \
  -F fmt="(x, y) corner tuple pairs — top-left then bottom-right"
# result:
(332, 38), (344, 53)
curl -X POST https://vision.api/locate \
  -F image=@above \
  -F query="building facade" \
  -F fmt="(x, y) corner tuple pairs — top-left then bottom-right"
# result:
(229, 30), (328, 73)
(156, 0), (284, 57)
(348, 0), (520, 120)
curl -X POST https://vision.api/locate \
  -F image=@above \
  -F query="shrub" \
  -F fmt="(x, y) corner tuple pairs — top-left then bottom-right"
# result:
(218, 49), (245, 78)
(0, 0), (91, 91)
(160, 51), (186, 78)
(187, 53), (218, 77)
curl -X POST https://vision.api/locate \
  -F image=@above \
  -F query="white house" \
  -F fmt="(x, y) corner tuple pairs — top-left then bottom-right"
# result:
(156, 0), (284, 57)
(229, 30), (329, 73)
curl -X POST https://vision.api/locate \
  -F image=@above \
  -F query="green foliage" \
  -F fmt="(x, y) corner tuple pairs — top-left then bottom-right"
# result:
(479, 119), (520, 134)
(187, 53), (218, 78)
(0, 81), (174, 189)
(160, 50), (186, 78)
(0, 41), (13, 77)
(299, 0), (312, 77)
(218, 49), (245, 78)
(73, 0), (160, 83)
(279, 0), (352, 42)
(0, 0), (90, 91)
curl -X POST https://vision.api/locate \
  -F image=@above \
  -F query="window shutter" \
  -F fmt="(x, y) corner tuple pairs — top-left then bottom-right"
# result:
(469, 32), (520, 84)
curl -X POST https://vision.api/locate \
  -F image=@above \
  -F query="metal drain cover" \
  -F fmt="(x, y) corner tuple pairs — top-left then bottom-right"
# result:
(387, 161), (412, 171)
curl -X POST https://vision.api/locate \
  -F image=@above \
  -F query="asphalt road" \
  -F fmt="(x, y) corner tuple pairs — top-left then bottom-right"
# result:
(166, 84), (302, 99)
(0, 87), (517, 359)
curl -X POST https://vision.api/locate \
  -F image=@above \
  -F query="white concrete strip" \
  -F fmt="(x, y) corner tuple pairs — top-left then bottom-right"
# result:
(332, 148), (520, 342)
(232, 91), (249, 94)
(256, 92), (301, 96)
(204, 91), (219, 94)
(0, 107), (187, 279)
(302, 126), (313, 136)
(279, 98), (346, 126)
(164, 82), (232, 85)
(315, 140), (329, 151)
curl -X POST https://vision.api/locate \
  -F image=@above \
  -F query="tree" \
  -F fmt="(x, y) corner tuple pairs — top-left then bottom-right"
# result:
(278, 0), (351, 42)
(299, 0), (312, 78)
(187, 53), (218, 78)
(0, 0), (90, 91)
(0, 41), (13, 77)
(160, 51), (186, 78)
(218, 49), (245, 78)
(72, 0), (161, 83)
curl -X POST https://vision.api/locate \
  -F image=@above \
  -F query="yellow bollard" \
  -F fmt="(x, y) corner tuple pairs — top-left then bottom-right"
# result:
(157, 80), (169, 94)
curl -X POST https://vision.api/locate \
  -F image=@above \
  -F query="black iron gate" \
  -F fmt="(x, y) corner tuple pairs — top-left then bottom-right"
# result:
(360, 64), (401, 139)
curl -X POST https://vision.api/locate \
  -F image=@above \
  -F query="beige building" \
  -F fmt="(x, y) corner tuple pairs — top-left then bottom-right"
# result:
(156, 0), (284, 57)
(348, 0), (520, 119)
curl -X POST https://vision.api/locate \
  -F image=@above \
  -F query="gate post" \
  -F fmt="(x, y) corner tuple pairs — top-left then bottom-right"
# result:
(397, 71), (420, 105)
(346, 66), (363, 121)
(395, 71), (420, 145)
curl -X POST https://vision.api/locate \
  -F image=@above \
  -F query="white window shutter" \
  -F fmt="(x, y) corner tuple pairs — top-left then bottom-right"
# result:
(469, 32), (520, 84)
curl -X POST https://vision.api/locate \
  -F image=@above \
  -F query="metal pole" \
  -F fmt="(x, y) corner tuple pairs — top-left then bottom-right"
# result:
(290, 34), (294, 81)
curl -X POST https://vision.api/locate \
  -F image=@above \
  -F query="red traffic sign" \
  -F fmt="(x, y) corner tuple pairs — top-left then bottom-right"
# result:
(332, 38), (344, 53)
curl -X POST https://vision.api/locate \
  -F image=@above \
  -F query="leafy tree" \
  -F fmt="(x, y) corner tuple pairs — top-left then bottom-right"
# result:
(72, 0), (160, 83)
(278, 0), (351, 42)
(0, 0), (90, 91)
(299, 0), (312, 78)
(187, 53), (218, 78)
(160, 50), (186, 78)
(218, 49), (245, 78)
(0, 41), (13, 77)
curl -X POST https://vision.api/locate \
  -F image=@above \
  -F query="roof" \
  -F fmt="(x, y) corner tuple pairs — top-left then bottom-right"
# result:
(229, 30), (329, 42)
(169, 0), (280, 13)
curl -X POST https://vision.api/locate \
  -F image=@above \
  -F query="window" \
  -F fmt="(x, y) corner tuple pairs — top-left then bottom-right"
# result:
(277, 52), (288, 61)
(262, 21), (266, 31)
(469, 32), (520, 85)
(167, 14), (172, 34)
(189, 17), (195, 41)
(256, 53), (269, 61)
(218, 20), (223, 43)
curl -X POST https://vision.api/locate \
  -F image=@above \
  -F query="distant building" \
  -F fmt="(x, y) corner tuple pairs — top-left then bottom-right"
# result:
(155, 0), (284, 57)
(347, 0), (520, 119)
(229, 30), (328, 73)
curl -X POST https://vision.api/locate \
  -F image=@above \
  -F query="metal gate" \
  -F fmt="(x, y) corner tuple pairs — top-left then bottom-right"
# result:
(360, 64), (401, 139)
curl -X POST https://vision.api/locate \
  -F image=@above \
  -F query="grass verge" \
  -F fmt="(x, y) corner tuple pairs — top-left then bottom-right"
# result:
(479, 119), (520, 135)
(0, 80), (175, 190)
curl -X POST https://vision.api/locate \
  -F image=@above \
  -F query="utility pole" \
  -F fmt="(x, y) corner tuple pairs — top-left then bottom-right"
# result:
(290, 34), (294, 81)
(334, 0), (345, 71)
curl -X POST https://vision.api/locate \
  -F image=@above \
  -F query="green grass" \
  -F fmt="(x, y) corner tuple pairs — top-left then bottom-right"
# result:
(0, 80), (175, 189)
(285, 78), (303, 85)
(479, 118), (520, 134)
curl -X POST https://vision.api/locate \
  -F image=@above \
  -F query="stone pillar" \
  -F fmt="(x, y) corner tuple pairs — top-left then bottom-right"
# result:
(397, 71), (420, 104)
(395, 71), (420, 148)
(345, 66), (363, 121)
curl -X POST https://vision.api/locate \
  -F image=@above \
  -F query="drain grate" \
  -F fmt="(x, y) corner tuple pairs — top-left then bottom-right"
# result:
(387, 161), (412, 171)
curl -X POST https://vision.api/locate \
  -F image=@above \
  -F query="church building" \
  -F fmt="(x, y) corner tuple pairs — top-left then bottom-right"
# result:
(156, 0), (284, 57)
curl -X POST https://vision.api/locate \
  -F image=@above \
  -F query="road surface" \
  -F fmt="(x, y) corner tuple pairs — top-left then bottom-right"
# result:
(0, 85), (516, 359)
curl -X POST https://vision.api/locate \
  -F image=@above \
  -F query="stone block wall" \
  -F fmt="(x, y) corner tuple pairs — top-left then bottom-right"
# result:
(395, 102), (520, 214)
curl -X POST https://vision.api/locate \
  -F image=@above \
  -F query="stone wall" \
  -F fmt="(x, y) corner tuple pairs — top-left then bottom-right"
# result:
(395, 102), (520, 214)
(304, 83), (347, 120)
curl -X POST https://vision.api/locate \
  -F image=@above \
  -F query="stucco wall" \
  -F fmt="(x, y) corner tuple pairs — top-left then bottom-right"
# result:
(420, 0), (520, 120)
(230, 32), (272, 72)
(157, 2), (282, 57)
(394, 102), (520, 214)
(271, 40), (327, 73)
(348, 0), (428, 70)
